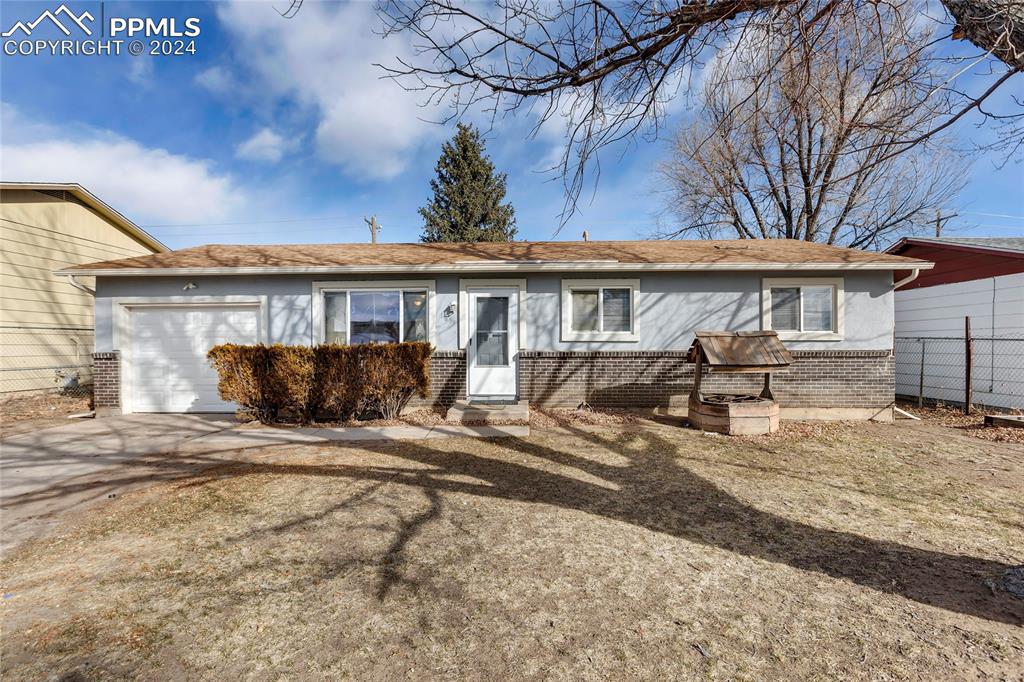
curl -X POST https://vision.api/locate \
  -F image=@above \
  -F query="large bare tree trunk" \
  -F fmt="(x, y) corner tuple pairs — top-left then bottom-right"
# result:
(943, 0), (1024, 71)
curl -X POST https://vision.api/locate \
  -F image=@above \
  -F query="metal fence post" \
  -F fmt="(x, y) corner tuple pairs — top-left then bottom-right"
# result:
(964, 317), (973, 415)
(918, 339), (926, 408)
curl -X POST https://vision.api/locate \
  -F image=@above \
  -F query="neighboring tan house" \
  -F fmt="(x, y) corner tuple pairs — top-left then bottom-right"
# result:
(57, 239), (930, 420)
(887, 236), (1024, 410)
(1, 182), (166, 397)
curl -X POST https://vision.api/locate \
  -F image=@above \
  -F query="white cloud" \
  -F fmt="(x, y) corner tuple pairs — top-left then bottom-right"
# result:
(127, 55), (155, 88)
(235, 127), (297, 163)
(0, 104), (245, 224)
(211, 1), (442, 179)
(194, 65), (235, 95)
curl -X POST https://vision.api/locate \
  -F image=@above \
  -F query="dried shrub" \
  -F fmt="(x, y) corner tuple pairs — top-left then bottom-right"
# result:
(206, 344), (315, 423)
(309, 344), (361, 422)
(356, 342), (432, 420)
(207, 342), (432, 424)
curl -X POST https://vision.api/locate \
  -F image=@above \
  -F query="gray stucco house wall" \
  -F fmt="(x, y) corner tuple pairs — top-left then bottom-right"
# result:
(88, 267), (899, 419)
(94, 270), (893, 352)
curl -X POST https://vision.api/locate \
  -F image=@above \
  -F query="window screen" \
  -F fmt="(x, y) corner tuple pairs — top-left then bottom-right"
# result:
(571, 290), (599, 331)
(403, 291), (428, 342)
(324, 292), (348, 344)
(770, 288), (800, 331)
(602, 288), (631, 332)
(802, 287), (833, 331)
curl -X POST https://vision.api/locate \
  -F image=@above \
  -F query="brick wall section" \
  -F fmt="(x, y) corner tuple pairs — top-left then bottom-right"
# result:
(410, 351), (467, 408)
(92, 351), (121, 414)
(519, 350), (893, 409)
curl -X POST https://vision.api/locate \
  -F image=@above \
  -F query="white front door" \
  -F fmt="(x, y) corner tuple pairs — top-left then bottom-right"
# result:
(467, 288), (518, 398)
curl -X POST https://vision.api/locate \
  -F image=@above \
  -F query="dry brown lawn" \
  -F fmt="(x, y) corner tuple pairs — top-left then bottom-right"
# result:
(0, 393), (92, 438)
(2, 420), (1022, 680)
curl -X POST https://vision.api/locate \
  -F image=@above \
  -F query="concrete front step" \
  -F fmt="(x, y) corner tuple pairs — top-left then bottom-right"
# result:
(447, 400), (530, 424)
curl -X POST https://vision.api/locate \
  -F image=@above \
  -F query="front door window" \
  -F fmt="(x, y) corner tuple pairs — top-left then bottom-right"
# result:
(475, 296), (509, 366)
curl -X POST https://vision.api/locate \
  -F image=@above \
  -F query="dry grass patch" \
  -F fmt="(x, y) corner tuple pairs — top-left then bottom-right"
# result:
(901, 403), (1024, 445)
(2, 421), (1022, 680)
(0, 393), (92, 438)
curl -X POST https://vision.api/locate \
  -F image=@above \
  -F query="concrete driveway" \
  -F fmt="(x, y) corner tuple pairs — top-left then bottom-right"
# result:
(0, 414), (530, 554)
(1, 414), (237, 553)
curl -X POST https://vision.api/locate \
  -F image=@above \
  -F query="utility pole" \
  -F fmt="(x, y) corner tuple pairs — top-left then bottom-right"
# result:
(364, 215), (380, 244)
(934, 210), (957, 238)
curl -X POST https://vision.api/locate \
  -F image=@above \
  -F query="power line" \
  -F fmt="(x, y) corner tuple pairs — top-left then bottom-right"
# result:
(959, 211), (1024, 221)
(140, 215), (394, 229)
(155, 224), (370, 237)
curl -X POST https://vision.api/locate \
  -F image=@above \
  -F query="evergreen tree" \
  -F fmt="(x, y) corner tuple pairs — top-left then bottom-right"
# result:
(419, 123), (517, 242)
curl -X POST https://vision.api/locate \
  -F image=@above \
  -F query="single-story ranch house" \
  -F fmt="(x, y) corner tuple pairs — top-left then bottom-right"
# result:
(57, 240), (932, 420)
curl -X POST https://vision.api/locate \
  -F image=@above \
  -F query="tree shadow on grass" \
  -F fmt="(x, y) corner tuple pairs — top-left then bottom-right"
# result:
(279, 424), (1021, 624)
(4, 423), (1022, 624)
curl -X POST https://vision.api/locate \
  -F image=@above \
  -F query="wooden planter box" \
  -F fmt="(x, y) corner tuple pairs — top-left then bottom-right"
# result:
(688, 394), (780, 435)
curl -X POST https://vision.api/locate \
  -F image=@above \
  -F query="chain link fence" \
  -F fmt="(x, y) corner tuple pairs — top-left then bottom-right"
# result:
(895, 335), (1024, 411)
(0, 325), (94, 398)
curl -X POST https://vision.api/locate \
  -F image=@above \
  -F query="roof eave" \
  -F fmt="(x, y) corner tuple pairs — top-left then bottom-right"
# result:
(888, 237), (1024, 259)
(1, 182), (168, 253)
(57, 260), (934, 277)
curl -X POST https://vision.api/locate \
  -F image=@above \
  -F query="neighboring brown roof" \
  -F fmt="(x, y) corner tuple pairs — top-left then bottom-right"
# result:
(886, 237), (1024, 290)
(58, 239), (931, 275)
(687, 331), (794, 370)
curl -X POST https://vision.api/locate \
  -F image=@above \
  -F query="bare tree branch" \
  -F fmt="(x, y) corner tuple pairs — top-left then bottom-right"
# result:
(657, 1), (966, 248)
(370, 0), (1021, 226)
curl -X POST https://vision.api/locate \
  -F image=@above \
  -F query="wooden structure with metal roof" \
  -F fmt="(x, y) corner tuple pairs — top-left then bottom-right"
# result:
(686, 331), (793, 435)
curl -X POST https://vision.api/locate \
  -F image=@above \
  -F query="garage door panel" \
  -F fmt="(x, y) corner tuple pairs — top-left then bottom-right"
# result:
(129, 305), (260, 413)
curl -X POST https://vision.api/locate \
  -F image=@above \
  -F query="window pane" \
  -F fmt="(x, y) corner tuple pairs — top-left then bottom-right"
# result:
(475, 297), (509, 366)
(602, 288), (631, 332)
(403, 291), (428, 342)
(802, 286), (833, 332)
(476, 296), (508, 333)
(324, 292), (348, 344)
(571, 290), (599, 331)
(770, 288), (800, 331)
(350, 291), (400, 344)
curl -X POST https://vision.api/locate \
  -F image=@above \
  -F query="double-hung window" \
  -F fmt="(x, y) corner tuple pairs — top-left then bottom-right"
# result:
(762, 277), (843, 340)
(316, 282), (432, 345)
(561, 279), (639, 342)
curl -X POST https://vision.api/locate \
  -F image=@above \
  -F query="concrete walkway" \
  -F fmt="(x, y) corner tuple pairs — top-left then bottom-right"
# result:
(203, 423), (529, 449)
(0, 415), (527, 553)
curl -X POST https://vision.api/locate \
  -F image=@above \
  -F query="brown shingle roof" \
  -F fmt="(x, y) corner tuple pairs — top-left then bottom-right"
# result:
(58, 239), (931, 275)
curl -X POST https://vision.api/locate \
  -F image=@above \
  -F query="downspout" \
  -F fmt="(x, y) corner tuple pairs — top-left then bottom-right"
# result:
(64, 275), (98, 417)
(893, 268), (920, 290)
(65, 274), (95, 296)
(890, 268), (920, 373)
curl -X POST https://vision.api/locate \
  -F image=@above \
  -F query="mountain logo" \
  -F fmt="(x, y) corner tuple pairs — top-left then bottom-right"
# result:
(2, 4), (94, 38)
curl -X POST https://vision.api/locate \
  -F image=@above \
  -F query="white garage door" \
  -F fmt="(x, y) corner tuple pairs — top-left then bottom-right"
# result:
(129, 305), (260, 413)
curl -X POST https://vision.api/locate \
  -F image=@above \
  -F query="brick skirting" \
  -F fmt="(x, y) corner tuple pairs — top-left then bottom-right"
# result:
(93, 347), (891, 418)
(92, 351), (121, 416)
(413, 351), (467, 408)
(518, 349), (894, 411)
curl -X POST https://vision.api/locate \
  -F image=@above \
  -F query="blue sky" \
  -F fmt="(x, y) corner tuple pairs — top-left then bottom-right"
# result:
(1, 0), (1021, 249)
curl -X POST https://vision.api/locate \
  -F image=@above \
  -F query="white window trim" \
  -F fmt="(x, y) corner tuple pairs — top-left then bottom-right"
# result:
(458, 279), (527, 350)
(560, 278), (640, 342)
(312, 280), (436, 345)
(761, 277), (844, 341)
(111, 295), (269, 415)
